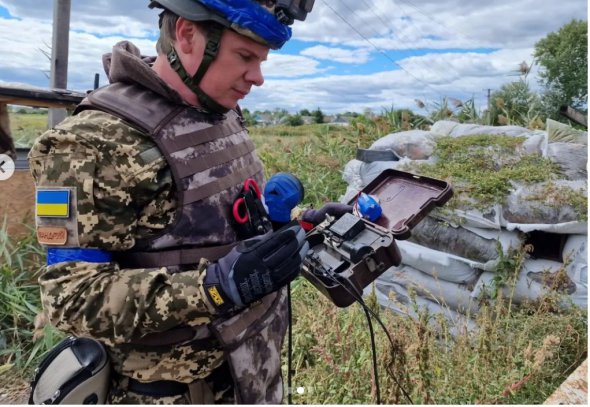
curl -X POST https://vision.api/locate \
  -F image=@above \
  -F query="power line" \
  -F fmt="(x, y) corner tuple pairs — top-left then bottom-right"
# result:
(320, 0), (446, 99)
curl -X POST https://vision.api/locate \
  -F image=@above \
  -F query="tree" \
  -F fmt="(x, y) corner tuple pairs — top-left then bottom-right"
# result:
(286, 114), (304, 126)
(311, 107), (324, 124)
(488, 80), (543, 127)
(299, 109), (311, 116)
(534, 19), (588, 116)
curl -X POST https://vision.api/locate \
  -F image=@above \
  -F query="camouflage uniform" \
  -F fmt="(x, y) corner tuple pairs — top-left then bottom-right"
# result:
(29, 41), (287, 404)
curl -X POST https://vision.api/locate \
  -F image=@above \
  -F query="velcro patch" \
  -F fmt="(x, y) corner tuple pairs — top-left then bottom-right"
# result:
(208, 286), (225, 306)
(36, 189), (70, 218)
(37, 226), (68, 246)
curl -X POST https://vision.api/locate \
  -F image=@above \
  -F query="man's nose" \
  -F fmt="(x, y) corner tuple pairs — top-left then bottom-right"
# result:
(246, 64), (264, 86)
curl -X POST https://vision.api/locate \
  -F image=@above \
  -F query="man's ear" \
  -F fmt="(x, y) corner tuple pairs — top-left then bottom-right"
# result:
(175, 17), (200, 55)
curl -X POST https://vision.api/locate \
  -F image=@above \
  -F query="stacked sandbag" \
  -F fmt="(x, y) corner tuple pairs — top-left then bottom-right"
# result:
(352, 120), (587, 330)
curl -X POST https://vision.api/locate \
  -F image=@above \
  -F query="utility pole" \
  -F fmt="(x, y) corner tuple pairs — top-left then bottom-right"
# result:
(48, 0), (71, 128)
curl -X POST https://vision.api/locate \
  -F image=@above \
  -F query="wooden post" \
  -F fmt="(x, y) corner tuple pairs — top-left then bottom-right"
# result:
(48, 0), (71, 128)
(559, 105), (588, 128)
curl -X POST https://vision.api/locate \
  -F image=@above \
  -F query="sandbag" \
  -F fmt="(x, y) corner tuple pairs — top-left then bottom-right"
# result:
(546, 118), (587, 144)
(369, 130), (436, 160)
(430, 120), (534, 138)
(546, 142), (588, 180)
(367, 279), (477, 336)
(408, 216), (522, 263)
(384, 264), (480, 315)
(396, 240), (483, 283)
(502, 180), (587, 225)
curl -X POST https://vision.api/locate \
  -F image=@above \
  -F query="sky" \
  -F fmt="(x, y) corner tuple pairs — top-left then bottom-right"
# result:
(0, 0), (586, 115)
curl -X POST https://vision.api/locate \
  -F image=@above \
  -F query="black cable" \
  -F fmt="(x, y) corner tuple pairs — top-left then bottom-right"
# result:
(318, 269), (414, 404)
(364, 306), (381, 404)
(287, 282), (293, 404)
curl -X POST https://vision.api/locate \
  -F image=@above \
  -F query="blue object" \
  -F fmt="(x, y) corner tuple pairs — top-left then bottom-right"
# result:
(47, 248), (113, 266)
(264, 172), (304, 223)
(199, 0), (292, 49)
(357, 193), (382, 222)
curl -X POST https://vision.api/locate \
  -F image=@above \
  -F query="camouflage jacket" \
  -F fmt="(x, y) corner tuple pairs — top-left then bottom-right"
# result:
(28, 42), (287, 399)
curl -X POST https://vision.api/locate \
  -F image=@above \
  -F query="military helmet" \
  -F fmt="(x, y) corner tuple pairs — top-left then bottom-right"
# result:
(149, 0), (314, 49)
(148, 0), (314, 113)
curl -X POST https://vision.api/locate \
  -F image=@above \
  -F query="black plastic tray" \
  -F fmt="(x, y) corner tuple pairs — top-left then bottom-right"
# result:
(348, 169), (453, 240)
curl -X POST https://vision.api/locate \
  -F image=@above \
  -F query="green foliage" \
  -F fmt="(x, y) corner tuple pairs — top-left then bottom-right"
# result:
(286, 114), (304, 126)
(488, 80), (544, 128)
(8, 112), (48, 148)
(0, 219), (64, 374)
(240, 108), (257, 126)
(409, 135), (560, 210)
(534, 19), (588, 115)
(311, 108), (324, 124)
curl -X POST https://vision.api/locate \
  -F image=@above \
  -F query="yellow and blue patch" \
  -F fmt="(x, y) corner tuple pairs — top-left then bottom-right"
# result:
(36, 189), (70, 217)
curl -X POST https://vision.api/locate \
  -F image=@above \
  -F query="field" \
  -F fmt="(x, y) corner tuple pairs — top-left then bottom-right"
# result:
(0, 112), (587, 404)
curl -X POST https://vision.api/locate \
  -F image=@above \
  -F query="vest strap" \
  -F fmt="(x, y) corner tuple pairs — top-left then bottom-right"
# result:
(175, 139), (255, 178)
(183, 160), (263, 204)
(159, 116), (243, 155)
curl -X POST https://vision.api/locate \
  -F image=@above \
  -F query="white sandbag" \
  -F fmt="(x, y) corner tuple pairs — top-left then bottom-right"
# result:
(342, 159), (364, 190)
(367, 279), (477, 336)
(502, 180), (587, 225)
(546, 118), (588, 144)
(433, 205), (504, 230)
(385, 264), (480, 315)
(369, 130), (436, 160)
(430, 120), (533, 138)
(396, 240), (483, 284)
(524, 259), (586, 308)
(409, 217), (523, 263)
(562, 235), (588, 285)
(472, 270), (550, 304)
(522, 131), (549, 156)
(546, 142), (588, 180)
(505, 221), (588, 235)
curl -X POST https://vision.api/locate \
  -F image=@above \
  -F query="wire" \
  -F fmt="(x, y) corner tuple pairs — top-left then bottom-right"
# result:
(319, 0), (447, 100)
(316, 267), (414, 404)
(287, 282), (293, 404)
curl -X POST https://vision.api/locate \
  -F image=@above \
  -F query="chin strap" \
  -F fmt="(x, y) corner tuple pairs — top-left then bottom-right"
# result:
(167, 24), (230, 114)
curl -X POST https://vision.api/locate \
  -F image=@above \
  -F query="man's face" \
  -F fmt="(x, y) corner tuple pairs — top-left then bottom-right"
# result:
(199, 29), (270, 109)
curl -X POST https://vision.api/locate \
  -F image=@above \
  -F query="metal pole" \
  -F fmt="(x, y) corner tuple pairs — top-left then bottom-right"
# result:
(48, 0), (71, 128)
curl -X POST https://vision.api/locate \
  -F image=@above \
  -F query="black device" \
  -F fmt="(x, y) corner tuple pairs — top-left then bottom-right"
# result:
(301, 169), (453, 308)
(276, 0), (315, 24)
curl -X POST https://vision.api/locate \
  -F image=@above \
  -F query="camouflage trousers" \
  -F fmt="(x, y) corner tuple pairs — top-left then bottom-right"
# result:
(108, 362), (235, 404)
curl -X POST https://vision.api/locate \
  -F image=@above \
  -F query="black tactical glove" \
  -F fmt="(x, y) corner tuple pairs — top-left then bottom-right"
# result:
(204, 222), (309, 312)
(301, 202), (353, 226)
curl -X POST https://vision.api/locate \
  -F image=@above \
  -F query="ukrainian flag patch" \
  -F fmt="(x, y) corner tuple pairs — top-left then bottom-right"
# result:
(36, 189), (70, 218)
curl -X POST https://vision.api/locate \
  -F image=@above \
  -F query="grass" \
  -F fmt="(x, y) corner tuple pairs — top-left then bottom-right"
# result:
(8, 112), (48, 148)
(1, 114), (587, 404)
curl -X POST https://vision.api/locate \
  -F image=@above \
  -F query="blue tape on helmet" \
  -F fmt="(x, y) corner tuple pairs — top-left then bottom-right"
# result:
(357, 193), (382, 222)
(199, 0), (292, 48)
(264, 172), (304, 223)
(47, 248), (113, 266)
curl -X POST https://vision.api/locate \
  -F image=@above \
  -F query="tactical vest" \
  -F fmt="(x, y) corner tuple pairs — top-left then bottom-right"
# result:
(75, 82), (288, 404)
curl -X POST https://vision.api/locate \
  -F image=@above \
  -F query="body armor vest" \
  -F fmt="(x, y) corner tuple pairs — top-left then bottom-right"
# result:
(75, 82), (288, 404)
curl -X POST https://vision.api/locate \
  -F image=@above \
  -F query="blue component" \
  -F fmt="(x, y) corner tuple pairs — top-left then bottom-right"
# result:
(264, 172), (304, 223)
(357, 193), (382, 222)
(199, 0), (292, 49)
(47, 248), (113, 266)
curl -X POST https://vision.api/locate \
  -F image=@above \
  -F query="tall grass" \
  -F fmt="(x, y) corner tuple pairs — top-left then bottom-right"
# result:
(0, 218), (63, 374)
(0, 118), (586, 405)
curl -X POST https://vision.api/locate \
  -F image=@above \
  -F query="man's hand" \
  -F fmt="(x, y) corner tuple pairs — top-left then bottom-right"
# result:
(204, 222), (309, 312)
(301, 203), (353, 226)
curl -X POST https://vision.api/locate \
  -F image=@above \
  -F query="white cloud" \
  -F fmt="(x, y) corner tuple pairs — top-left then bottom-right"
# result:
(300, 45), (371, 64)
(0, 0), (586, 113)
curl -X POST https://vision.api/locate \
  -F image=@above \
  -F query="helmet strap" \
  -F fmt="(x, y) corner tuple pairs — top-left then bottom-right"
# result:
(167, 24), (229, 114)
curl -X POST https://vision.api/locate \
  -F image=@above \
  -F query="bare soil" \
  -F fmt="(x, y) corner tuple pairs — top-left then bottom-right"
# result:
(0, 371), (30, 404)
(0, 169), (36, 237)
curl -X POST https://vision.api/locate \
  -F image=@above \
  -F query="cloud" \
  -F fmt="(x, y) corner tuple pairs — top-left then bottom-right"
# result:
(300, 45), (371, 64)
(0, 0), (586, 114)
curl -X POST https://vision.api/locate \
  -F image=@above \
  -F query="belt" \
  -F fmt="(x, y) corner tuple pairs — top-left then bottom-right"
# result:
(127, 378), (188, 397)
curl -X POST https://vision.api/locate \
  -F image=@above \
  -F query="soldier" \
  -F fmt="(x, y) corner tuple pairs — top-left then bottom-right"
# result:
(28, 0), (316, 403)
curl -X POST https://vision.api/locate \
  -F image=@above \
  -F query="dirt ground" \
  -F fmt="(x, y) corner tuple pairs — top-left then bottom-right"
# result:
(0, 169), (36, 237)
(0, 372), (30, 404)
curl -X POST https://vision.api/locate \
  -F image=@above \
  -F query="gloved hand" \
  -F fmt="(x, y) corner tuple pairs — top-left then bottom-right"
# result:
(204, 222), (309, 312)
(301, 203), (353, 226)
